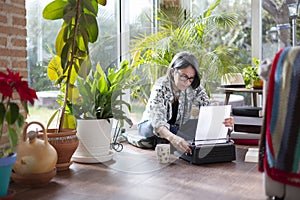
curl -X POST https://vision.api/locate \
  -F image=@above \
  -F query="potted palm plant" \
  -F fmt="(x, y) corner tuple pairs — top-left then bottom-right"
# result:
(0, 68), (37, 197)
(71, 60), (135, 163)
(130, 0), (240, 100)
(42, 0), (107, 170)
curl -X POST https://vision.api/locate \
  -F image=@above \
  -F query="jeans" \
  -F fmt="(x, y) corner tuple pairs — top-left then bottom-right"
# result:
(138, 120), (178, 138)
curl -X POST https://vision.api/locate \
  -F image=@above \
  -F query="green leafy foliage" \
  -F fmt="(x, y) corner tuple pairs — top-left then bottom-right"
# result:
(131, 0), (240, 101)
(73, 60), (136, 126)
(242, 58), (261, 89)
(0, 68), (37, 158)
(42, 0), (106, 131)
(42, 0), (67, 20)
(29, 62), (58, 92)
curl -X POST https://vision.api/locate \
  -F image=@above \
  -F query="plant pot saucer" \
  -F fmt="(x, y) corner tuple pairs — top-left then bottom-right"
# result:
(0, 189), (16, 200)
(72, 150), (115, 164)
(11, 168), (56, 187)
(56, 161), (73, 171)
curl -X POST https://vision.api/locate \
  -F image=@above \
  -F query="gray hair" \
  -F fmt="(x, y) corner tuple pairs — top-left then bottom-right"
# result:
(168, 51), (200, 89)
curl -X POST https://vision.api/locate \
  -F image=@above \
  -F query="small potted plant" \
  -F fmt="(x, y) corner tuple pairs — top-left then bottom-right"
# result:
(242, 58), (263, 89)
(71, 61), (135, 163)
(0, 68), (37, 197)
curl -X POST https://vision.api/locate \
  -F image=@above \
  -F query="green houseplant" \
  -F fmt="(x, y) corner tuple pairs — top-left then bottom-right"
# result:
(130, 0), (240, 101)
(71, 61), (135, 163)
(242, 58), (263, 89)
(73, 61), (134, 123)
(0, 68), (37, 197)
(42, 0), (107, 170)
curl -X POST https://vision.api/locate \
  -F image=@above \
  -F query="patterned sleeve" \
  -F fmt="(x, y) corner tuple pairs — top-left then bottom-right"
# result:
(193, 85), (210, 107)
(147, 78), (172, 131)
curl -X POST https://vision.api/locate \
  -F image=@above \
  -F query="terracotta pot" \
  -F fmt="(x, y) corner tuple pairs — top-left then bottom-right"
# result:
(11, 168), (56, 187)
(252, 79), (263, 89)
(40, 129), (78, 171)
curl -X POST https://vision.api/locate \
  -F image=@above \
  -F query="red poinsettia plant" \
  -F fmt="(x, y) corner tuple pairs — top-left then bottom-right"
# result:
(0, 68), (38, 158)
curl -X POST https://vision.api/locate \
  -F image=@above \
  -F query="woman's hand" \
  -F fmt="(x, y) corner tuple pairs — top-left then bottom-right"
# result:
(223, 117), (234, 129)
(157, 125), (191, 153)
(169, 134), (191, 153)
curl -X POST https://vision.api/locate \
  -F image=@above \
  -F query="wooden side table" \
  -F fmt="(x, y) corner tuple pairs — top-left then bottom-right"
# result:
(218, 87), (263, 107)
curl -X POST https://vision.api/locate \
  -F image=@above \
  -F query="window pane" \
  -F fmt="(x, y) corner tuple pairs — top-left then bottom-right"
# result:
(90, 1), (118, 70)
(126, 0), (153, 125)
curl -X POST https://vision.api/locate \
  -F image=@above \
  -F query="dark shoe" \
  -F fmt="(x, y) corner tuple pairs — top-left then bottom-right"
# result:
(125, 132), (169, 150)
(137, 136), (156, 149)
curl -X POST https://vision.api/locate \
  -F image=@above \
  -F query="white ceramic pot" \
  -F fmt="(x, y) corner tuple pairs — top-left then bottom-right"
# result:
(72, 119), (114, 163)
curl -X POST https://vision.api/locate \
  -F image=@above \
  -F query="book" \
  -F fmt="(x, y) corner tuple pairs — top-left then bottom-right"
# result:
(234, 124), (261, 133)
(233, 115), (263, 133)
(231, 131), (261, 139)
(233, 115), (263, 125)
(232, 106), (263, 117)
(231, 131), (260, 145)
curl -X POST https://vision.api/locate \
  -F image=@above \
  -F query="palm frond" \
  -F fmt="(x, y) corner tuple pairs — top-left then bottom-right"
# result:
(130, 0), (242, 96)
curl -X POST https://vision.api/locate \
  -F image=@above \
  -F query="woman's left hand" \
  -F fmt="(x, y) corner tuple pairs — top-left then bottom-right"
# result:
(223, 117), (234, 128)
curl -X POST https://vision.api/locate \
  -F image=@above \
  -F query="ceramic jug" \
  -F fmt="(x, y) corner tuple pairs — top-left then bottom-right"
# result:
(14, 121), (57, 174)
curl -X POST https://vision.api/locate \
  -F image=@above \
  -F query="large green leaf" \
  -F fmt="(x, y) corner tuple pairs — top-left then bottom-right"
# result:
(60, 41), (71, 70)
(82, 0), (98, 16)
(69, 65), (79, 85)
(76, 30), (88, 52)
(62, 3), (76, 23)
(5, 103), (19, 125)
(77, 28), (88, 52)
(108, 60), (129, 84)
(47, 56), (62, 81)
(96, 64), (108, 93)
(0, 103), (5, 127)
(47, 109), (60, 130)
(68, 85), (79, 102)
(7, 127), (18, 151)
(43, 0), (68, 20)
(81, 13), (98, 43)
(55, 26), (67, 56)
(78, 57), (92, 79)
(62, 113), (76, 129)
(78, 78), (93, 104)
(113, 99), (131, 112)
(16, 114), (24, 129)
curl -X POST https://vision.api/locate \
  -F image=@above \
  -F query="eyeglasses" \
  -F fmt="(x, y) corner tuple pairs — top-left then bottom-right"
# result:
(176, 70), (194, 83)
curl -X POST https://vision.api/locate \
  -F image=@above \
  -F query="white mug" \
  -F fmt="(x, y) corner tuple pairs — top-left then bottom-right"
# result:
(155, 144), (170, 164)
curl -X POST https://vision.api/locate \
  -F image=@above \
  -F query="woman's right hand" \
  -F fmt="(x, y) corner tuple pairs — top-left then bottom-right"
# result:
(156, 125), (191, 153)
(170, 134), (191, 154)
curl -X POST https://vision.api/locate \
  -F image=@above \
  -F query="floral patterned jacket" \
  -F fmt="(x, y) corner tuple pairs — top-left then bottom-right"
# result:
(141, 75), (210, 134)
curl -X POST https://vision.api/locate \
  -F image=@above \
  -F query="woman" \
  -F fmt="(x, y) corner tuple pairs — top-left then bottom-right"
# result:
(138, 51), (233, 153)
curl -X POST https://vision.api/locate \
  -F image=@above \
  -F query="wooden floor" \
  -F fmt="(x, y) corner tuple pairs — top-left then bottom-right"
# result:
(8, 143), (267, 200)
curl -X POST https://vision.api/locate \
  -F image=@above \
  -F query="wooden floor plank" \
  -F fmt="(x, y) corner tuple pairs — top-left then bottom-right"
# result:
(9, 144), (267, 200)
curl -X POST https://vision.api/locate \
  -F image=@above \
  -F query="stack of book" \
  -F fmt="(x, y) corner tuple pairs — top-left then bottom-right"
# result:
(231, 106), (263, 145)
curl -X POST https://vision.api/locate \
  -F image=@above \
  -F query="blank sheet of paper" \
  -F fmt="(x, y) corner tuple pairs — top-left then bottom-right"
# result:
(195, 105), (231, 141)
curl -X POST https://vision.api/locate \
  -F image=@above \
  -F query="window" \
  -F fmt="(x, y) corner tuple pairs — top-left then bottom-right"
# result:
(26, 0), (261, 125)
